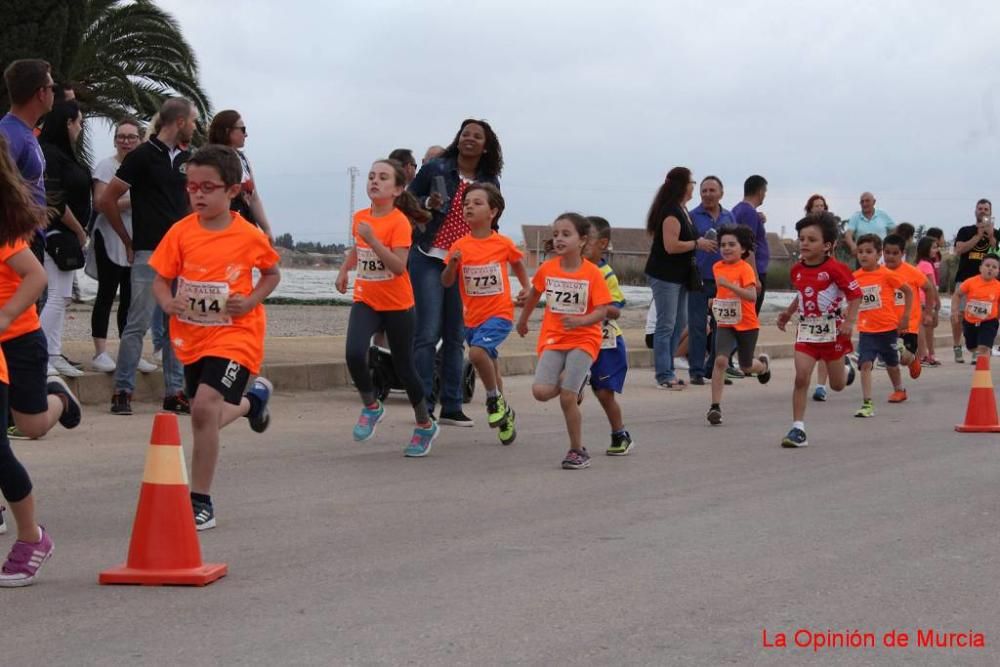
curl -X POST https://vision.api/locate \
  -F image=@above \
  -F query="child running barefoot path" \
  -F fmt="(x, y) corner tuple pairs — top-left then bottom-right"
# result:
(706, 225), (771, 426)
(337, 160), (438, 457)
(0, 133), (56, 586)
(441, 184), (527, 445)
(517, 213), (611, 469)
(851, 234), (913, 418)
(776, 213), (861, 448)
(150, 146), (280, 530)
(584, 216), (634, 455)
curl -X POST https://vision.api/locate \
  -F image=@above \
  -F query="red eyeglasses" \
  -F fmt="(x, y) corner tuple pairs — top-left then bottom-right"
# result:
(185, 181), (227, 194)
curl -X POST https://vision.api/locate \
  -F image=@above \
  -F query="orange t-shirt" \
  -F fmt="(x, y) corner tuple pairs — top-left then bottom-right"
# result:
(0, 344), (7, 383)
(531, 257), (612, 361)
(853, 266), (906, 333)
(711, 259), (759, 331)
(352, 208), (414, 311)
(0, 240), (41, 343)
(958, 275), (1000, 323)
(888, 262), (926, 333)
(149, 213), (279, 373)
(445, 232), (523, 327)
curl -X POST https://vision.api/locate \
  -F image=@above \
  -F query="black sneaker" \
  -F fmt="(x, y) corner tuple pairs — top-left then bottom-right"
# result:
(163, 392), (191, 415)
(606, 431), (634, 456)
(756, 354), (771, 385)
(192, 499), (215, 531)
(706, 406), (722, 425)
(845, 355), (857, 387)
(689, 375), (706, 386)
(47, 377), (81, 428)
(438, 410), (474, 427)
(245, 377), (273, 433)
(110, 391), (133, 416)
(0, 506), (6, 536)
(577, 373), (590, 405)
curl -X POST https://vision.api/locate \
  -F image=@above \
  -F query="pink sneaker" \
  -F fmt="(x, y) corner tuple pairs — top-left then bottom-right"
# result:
(0, 526), (54, 587)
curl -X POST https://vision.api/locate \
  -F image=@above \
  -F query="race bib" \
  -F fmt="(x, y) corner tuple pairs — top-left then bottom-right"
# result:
(796, 316), (836, 344)
(966, 299), (992, 320)
(177, 278), (231, 327)
(600, 323), (618, 349)
(356, 247), (392, 281)
(859, 284), (882, 311)
(545, 277), (588, 315)
(462, 263), (504, 296)
(712, 298), (742, 326)
(894, 289), (906, 307)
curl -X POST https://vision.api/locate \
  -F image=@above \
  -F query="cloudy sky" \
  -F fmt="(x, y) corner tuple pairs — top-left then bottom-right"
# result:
(143, 0), (1000, 245)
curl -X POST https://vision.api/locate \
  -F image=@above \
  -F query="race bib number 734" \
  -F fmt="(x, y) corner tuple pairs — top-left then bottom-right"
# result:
(796, 316), (836, 343)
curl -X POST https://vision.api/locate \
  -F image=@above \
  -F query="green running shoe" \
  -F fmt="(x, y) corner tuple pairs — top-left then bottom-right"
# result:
(854, 400), (875, 418)
(498, 407), (516, 445)
(486, 394), (509, 429)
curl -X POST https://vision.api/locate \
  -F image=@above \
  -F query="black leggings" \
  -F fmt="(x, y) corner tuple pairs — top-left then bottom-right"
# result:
(0, 383), (33, 503)
(345, 302), (425, 416)
(91, 229), (131, 339)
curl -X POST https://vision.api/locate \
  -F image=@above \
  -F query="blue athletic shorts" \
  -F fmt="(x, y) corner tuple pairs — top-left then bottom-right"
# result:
(465, 317), (513, 359)
(858, 330), (899, 367)
(590, 335), (628, 393)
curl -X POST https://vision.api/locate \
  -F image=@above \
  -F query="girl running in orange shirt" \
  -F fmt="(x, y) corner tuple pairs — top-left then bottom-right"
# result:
(0, 135), (54, 586)
(517, 213), (612, 469)
(706, 225), (771, 425)
(336, 160), (438, 457)
(441, 184), (528, 445)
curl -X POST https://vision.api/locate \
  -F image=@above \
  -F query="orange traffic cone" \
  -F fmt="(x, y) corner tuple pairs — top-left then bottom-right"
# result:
(100, 412), (227, 585)
(955, 355), (1000, 433)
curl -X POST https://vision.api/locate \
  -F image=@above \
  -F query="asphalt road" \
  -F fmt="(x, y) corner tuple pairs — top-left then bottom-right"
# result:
(4, 359), (999, 666)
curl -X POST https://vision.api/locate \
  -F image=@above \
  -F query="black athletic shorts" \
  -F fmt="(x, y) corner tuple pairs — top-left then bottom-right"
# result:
(1, 328), (50, 414)
(184, 356), (250, 405)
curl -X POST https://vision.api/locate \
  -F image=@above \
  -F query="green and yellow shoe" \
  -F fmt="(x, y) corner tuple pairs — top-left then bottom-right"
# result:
(7, 425), (31, 440)
(486, 394), (509, 429)
(498, 407), (516, 446)
(854, 400), (875, 418)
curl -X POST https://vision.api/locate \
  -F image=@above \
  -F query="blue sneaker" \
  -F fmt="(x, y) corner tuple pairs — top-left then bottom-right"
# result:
(353, 402), (385, 442)
(246, 377), (273, 433)
(404, 421), (439, 457)
(781, 427), (809, 448)
(812, 386), (828, 402)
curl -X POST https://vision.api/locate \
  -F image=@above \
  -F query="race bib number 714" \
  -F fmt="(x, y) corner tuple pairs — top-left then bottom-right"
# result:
(177, 278), (232, 327)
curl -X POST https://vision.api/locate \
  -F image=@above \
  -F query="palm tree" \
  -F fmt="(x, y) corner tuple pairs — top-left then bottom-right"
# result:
(1, 0), (211, 159)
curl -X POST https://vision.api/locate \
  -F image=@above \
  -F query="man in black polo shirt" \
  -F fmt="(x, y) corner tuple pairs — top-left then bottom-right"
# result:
(97, 97), (197, 414)
(950, 198), (999, 363)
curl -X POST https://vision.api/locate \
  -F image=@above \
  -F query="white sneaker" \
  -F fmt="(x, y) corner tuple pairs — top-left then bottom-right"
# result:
(91, 352), (116, 373)
(673, 357), (690, 370)
(137, 358), (157, 374)
(46, 363), (58, 377)
(50, 355), (84, 378)
(152, 348), (163, 365)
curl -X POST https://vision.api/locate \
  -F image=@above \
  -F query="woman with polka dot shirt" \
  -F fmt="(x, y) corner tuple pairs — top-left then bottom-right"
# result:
(407, 119), (503, 426)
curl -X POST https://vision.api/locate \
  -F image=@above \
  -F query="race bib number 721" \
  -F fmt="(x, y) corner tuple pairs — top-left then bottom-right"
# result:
(545, 277), (589, 315)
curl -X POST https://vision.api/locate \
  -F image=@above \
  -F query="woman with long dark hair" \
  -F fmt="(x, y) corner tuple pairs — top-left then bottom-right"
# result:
(38, 101), (89, 378)
(407, 119), (503, 425)
(208, 109), (274, 240)
(644, 167), (713, 389)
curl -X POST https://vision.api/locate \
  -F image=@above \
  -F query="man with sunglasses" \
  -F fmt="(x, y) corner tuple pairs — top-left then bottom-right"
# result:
(1, 60), (54, 212)
(97, 97), (199, 416)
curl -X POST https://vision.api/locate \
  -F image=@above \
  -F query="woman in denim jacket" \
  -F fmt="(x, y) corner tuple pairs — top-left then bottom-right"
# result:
(407, 119), (503, 425)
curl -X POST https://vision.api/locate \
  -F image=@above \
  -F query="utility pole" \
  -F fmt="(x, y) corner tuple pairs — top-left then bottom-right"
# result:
(348, 166), (359, 247)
